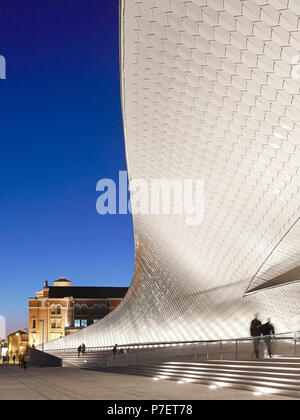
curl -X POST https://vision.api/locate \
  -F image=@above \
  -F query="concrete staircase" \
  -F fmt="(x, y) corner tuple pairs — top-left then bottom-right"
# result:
(101, 359), (300, 399)
(53, 351), (108, 369)
(48, 349), (300, 398)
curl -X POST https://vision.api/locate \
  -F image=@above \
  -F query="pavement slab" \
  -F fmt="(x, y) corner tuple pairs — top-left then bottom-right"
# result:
(0, 366), (295, 400)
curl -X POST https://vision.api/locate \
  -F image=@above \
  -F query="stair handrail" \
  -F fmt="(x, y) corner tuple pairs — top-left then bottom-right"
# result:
(44, 330), (299, 353)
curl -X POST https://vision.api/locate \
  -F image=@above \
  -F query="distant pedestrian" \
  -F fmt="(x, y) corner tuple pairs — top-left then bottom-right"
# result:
(5, 355), (9, 366)
(261, 318), (275, 358)
(12, 355), (16, 364)
(250, 314), (262, 359)
(82, 343), (86, 356)
(113, 344), (118, 357)
(23, 354), (29, 370)
(19, 354), (23, 368)
(77, 345), (82, 358)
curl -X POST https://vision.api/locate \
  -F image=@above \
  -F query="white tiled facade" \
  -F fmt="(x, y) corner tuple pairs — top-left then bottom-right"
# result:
(42, 0), (300, 350)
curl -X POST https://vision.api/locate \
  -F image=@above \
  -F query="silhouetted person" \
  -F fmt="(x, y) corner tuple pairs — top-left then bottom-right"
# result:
(82, 343), (86, 356)
(261, 318), (275, 358)
(113, 344), (118, 358)
(12, 355), (16, 364)
(250, 314), (262, 359)
(23, 354), (29, 370)
(77, 345), (82, 358)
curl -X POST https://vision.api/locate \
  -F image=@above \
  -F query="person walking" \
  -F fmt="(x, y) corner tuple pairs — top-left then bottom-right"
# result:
(23, 354), (29, 370)
(250, 314), (262, 359)
(77, 345), (82, 358)
(260, 318), (275, 358)
(82, 343), (86, 356)
(19, 354), (23, 368)
(12, 355), (16, 365)
(113, 344), (118, 358)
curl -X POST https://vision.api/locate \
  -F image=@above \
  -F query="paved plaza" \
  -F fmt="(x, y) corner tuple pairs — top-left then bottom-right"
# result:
(0, 366), (294, 400)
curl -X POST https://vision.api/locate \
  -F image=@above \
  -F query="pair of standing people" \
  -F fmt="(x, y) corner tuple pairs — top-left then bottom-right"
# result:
(2, 355), (9, 365)
(18, 354), (29, 369)
(77, 343), (86, 358)
(250, 315), (275, 359)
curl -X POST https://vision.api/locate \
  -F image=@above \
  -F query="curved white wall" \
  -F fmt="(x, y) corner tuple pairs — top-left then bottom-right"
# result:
(42, 0), (300, 350)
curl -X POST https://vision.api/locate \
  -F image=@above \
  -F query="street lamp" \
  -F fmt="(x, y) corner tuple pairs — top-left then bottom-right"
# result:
(40, 320), (45, 367)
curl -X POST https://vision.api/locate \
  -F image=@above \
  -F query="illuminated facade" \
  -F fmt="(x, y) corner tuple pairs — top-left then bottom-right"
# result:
(0, 339), (8, 358)
(29, 278), (128, 346)
(8, 331), (29, 361)
(41, 0), (300, 351)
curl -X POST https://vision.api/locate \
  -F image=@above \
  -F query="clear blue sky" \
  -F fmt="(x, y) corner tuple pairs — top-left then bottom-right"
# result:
(0, 0), (134, 334)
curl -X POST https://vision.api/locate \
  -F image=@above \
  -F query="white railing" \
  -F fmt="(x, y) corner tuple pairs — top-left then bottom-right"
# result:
(43, 331), (300, 368)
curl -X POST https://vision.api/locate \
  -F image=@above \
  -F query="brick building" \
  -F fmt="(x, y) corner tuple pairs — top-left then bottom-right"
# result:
(28, 278), (128, 347)
(8, 331), (29, 361)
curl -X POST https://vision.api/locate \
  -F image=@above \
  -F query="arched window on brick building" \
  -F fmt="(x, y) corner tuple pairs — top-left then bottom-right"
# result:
(81, 304), (88, 316)
(74, 304), (81, 316)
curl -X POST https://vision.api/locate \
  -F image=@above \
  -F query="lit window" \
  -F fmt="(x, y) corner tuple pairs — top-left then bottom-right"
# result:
(81, 320), (88, 328)
(74, 320), (81, 328)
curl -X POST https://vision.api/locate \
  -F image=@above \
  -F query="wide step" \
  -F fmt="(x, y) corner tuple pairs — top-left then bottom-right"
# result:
(47, 349), (300, 399)
(101, 361), (300, 399)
